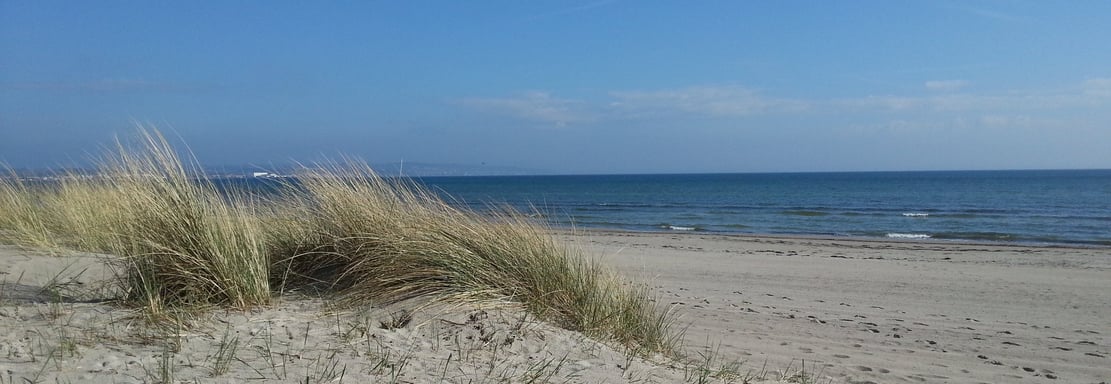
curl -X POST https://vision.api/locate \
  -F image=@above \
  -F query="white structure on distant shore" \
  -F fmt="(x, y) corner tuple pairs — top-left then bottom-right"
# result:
(252, 172), (273, 178)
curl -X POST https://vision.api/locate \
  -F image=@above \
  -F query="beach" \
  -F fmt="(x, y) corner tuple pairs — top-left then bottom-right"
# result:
(568, 231), (1111, 383)
(3, 232), (1109, 383)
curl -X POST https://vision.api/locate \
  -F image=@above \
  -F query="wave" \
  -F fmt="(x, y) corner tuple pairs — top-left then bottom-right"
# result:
(885, 231), (1024, 242)
(658, 223), (699, 231)
(886, 233), (932, 239)
(902, 213), (929, 217)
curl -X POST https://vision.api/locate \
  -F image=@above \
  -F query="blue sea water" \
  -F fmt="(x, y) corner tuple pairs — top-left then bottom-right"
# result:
(412, 170), (1111, 247)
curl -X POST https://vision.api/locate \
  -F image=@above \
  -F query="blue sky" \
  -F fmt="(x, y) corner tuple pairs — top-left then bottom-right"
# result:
(2, 1), (1110, 174)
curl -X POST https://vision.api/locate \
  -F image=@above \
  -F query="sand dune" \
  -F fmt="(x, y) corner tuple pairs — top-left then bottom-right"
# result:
(0, 244), (791, 383)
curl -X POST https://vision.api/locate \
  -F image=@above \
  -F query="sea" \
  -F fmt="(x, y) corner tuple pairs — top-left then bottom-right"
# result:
(404, 170), (1111, 247)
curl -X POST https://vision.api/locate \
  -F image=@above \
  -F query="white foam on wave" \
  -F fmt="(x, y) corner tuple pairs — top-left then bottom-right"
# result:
(668, 225), (696, 231)
(902, 213), (930, 217)
(886, 233), (932, 239)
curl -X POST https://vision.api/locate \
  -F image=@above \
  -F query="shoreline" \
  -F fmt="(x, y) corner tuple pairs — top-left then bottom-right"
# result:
(562, 227), (1111, 251)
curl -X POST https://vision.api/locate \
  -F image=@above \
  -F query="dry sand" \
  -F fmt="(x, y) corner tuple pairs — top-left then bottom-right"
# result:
(2, 231), (1109, 383)
(566, 231), (1111, 383)
(0, 244), (788, 383)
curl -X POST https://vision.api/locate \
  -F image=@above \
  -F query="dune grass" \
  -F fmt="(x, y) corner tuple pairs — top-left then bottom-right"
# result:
(0, 128), (678, 354)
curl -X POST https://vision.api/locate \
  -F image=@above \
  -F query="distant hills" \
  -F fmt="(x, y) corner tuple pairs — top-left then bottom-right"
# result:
(7, 162), (547, 179)
(364, 162), (546, 177)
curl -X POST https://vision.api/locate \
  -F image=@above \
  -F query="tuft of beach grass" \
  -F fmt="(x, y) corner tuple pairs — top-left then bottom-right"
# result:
(275, 160), (679, 352)
(0, 127), (679, 356)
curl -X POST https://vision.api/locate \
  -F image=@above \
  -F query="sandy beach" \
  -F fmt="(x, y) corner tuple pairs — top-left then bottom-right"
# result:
(3, 232), (1109, 383)
(567, 231), (1111, 383)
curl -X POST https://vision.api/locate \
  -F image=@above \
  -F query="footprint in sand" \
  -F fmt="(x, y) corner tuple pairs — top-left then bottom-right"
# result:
(1002, 341), (1021, 346)
(833, 354), (850, 359)
(1084, 352), (1105, 358)
(977, 355), (1000, 367)
(855, 366), (873, 372)
(1051, 346), (1072, 351)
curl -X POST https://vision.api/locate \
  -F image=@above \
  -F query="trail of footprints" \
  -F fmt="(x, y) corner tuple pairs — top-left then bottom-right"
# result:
(767, 293), (1105, 381)
(655, 285), (1107, 382)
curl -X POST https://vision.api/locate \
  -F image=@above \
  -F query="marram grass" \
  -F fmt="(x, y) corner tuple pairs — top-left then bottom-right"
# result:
(0, 128), (678, 354)
(1, 130), (272, 313)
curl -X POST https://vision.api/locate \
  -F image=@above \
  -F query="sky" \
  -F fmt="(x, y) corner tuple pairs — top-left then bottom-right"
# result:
(2, 1), (1110, 174)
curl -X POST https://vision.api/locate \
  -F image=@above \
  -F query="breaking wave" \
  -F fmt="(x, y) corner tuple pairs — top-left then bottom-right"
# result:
(886, 233), (932, 239)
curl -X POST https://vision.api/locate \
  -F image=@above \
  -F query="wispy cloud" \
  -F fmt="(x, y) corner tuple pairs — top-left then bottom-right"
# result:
(460, 86), (805, 124)
(462, 80), (1111, 129)
(609, 86), (808, 118)
(924, 79), (968, 91)
(458, 91), (594, 126)
(837, 79), (1111, 113)
(1082, 77), (1111, 97)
